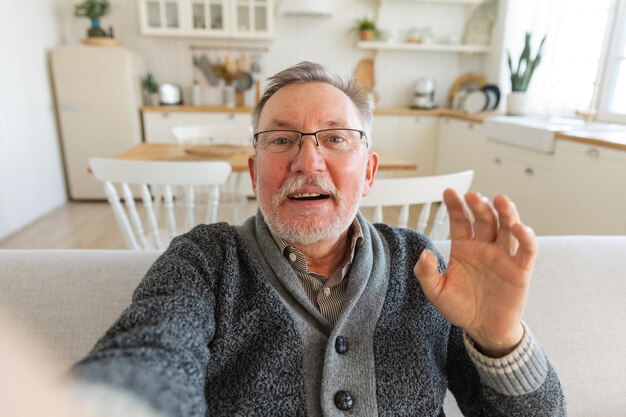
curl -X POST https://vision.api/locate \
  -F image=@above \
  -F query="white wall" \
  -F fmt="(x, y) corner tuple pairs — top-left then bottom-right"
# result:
(0, 0), (67, 240)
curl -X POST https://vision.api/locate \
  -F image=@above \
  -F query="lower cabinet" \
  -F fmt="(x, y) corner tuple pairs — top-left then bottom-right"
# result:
(434, 117), (626, 236)
(480, 141), (556, 234)
(371, 114), (438, 177)
(142, 111), (252, 143)
(434, 117), (485, 191)
(550, 140), (626, 235)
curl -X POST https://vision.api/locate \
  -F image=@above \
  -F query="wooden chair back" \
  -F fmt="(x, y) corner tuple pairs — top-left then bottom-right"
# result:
(89, 158), (232, 250)
(360, 170), (474, 239)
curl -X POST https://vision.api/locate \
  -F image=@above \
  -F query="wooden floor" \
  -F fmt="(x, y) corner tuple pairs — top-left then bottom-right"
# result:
(0, 200), (261, 250)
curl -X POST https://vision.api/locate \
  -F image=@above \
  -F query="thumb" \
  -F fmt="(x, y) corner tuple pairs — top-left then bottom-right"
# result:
(413, 249), (443, 299)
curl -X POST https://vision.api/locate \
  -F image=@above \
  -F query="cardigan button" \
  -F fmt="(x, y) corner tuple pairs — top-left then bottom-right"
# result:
(335, 335), (348, 354)
(334, 390), (353, 411)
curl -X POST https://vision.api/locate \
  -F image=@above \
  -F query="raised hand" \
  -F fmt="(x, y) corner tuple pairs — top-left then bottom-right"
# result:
(414, 189), (538, 357)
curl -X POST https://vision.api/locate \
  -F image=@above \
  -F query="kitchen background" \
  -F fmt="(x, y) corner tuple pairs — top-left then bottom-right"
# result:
(1, 0), (625, 241)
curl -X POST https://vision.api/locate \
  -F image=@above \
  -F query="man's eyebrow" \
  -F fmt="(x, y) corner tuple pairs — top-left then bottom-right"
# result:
(265, 119), (348, 129)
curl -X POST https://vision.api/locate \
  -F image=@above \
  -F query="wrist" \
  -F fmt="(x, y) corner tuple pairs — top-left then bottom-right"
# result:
(465, 322), (525, 358)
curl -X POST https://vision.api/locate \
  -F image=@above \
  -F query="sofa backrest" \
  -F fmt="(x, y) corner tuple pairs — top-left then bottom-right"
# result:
(436, 236), (626, 417)
(1, 236), (625, 417)
(0, 249), (160, 367)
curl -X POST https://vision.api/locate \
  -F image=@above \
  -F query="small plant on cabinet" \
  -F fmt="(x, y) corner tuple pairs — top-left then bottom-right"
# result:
(73, 0), (112, 38)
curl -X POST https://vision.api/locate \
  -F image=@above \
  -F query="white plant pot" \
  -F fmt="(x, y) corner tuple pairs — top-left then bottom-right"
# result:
(507, 92), (532, 115)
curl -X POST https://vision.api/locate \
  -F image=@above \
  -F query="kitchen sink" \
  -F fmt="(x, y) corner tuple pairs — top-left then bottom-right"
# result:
(483, 115), (587, 153)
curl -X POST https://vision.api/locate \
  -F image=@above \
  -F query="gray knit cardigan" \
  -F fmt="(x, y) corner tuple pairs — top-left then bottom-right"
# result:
(73, 213), (565, 417)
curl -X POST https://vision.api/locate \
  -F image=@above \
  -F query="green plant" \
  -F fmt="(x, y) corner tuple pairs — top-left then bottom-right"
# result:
(142, 72), (158, 94)
(507, 32), (547, 92)
(73, 0), (112, 20)
(352, 16), (377, 33)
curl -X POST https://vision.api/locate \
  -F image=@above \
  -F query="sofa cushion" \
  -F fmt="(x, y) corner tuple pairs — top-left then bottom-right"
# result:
(0, 250), (160, 367)
(436, 235), (626, 417)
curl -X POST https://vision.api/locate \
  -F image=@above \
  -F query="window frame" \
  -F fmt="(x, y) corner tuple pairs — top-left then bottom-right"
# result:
(596, 0), (626, 123)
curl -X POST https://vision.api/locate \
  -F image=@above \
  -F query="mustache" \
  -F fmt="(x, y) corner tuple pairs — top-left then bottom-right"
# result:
(272, 174), (339, 205)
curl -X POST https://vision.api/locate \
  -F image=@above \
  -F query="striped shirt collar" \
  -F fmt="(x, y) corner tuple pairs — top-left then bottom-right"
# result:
(270, 218), (364, 274)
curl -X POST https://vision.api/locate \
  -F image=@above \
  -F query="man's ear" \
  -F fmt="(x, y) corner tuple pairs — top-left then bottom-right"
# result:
(248, 155), (257, 195)
(361, 151), (379, 197)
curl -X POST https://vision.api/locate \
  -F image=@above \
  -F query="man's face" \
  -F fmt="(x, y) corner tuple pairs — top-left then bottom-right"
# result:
(248, 82), (378, 245)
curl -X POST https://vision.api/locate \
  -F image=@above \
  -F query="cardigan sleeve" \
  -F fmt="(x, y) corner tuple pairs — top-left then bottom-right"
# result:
(71, 232), (221, 417)
(445, 323), (566, 416)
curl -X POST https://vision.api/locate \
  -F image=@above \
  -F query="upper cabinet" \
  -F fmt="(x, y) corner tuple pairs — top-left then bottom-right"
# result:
(138, 0), (274, 39)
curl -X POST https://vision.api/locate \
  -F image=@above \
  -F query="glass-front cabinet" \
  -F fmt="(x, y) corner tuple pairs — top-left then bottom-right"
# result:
(189, 0), (227, 36)
(139, 0), (273, 39)
(140, 0), (182, 34)
(232, 0), (271, 38)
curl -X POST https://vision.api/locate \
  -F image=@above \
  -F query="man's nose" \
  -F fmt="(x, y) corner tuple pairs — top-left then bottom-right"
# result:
(290, 135), (325, 173)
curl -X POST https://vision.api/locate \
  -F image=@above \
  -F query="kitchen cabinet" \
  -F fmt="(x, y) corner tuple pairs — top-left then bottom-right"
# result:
(550, 140), (626, 235)
(371, 114), (438, 177)
(138, 0), (274, 39)
(480, 140), (556, 234)
(434, 117), (484, 190)
(143, 110), (252, 143)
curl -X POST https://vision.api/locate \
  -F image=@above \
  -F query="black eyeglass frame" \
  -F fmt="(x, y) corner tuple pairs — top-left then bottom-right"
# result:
(252, 128), (368, 150)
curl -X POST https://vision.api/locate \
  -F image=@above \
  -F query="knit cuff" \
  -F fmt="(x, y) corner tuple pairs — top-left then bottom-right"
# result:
(464, 322), (549, 396)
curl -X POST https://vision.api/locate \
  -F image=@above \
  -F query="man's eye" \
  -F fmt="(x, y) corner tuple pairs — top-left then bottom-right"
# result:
(270, 137), (291, 145)
(327, 135), (346, 144)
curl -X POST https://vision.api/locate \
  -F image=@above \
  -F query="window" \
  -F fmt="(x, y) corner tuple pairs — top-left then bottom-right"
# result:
(504, 0), (626, 123)
(597, 0), (626, 123)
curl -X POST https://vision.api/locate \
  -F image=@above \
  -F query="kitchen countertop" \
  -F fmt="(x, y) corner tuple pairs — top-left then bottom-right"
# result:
(141, 105), (493, 122)
(555, 129), (626, 151)
(141, 106), (625, 150)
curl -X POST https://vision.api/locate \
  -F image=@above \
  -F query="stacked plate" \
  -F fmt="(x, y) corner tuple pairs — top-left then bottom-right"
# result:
(461, 84), (501, 113)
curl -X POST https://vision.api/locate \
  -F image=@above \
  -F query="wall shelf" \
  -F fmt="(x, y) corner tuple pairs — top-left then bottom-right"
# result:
(361, 0), (483, 4)
(357, 41), (491, 53)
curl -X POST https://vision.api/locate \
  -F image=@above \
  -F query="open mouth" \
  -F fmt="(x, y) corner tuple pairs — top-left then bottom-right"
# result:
(288, 192), (330, 201)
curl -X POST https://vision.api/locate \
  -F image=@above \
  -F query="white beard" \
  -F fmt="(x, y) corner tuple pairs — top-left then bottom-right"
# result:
(258, 173), (364, 245)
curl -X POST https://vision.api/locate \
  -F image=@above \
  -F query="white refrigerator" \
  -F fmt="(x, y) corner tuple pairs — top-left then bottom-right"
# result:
(51, 45), (145, 199)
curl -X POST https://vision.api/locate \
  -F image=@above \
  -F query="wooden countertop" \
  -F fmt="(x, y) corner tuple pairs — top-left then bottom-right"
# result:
(140, 106), (625, 151)
(141, 105), (493, 122)
(555, 129), (626, 151)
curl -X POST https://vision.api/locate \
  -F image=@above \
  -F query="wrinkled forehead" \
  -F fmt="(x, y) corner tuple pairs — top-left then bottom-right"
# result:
(258, 82), (363, 131)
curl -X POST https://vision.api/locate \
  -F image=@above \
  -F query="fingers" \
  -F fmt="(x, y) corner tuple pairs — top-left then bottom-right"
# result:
(465, 192), (498, 242)
(413, 249), (443, 299)
(512, 222), (538, 270)
(443, 188), (473, 240)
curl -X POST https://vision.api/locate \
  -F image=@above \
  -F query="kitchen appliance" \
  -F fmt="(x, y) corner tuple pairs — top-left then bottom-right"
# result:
(411, 77), (437, 109)
(159, 83), (183, 105)
(51, 45), (145, 199)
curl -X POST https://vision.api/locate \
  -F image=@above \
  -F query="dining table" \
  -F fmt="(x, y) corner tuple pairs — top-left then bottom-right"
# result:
(113, 143), (418, 172)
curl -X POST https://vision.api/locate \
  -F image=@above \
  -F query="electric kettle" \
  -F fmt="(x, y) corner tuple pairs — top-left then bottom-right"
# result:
(411, 77), (437, 109)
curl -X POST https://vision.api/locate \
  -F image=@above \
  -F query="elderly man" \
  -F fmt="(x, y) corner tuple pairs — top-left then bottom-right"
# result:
(72, 62), (565, 417)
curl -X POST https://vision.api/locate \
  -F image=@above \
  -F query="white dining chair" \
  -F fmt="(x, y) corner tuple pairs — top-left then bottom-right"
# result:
(360, 170), (474, 239)
(171, 124), (252, 224)
(89, 158), (232, 250)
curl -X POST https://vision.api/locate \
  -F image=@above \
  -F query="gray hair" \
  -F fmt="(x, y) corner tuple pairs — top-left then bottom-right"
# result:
(251, 61), (373, 148)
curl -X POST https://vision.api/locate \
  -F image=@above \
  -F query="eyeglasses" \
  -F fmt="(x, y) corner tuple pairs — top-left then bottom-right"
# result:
(253, 128), (368, 154)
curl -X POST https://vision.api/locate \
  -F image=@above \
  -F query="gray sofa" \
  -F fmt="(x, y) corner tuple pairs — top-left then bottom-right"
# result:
(1, 236), (625, 416)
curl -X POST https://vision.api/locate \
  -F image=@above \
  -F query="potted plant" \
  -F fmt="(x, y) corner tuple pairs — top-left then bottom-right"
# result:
(74, 0), (112, 38)
(142, 72), (159, 106)
(506, 32), (546, 115)
(352, 17), (378, 41)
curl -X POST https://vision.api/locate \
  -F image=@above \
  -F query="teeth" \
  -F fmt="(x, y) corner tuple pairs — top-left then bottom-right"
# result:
(292, 193), (321, 198)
